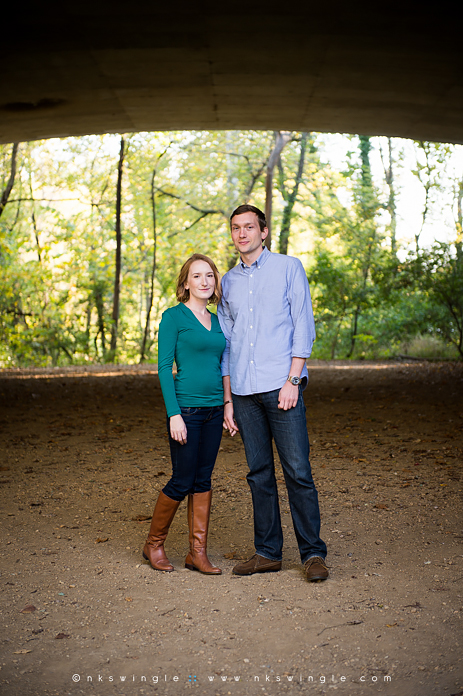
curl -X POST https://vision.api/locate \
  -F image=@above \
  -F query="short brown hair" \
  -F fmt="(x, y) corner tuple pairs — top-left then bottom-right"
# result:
(176, 253), (222, 304)
(230, 204), (267, 232)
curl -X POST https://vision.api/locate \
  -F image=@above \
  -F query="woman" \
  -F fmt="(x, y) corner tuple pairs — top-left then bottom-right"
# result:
(143, 253), (235, 575)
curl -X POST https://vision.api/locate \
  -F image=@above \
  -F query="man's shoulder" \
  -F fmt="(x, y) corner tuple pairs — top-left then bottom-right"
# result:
(267, 252), (302, 269)
(221, 264), (241, 290)
(222, 264), (241, 278)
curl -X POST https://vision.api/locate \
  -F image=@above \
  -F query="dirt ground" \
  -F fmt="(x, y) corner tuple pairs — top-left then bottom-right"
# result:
(0, 360), (462, 696)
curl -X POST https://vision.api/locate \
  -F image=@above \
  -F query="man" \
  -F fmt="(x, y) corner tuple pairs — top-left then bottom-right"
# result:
(218, 204), (328, 582)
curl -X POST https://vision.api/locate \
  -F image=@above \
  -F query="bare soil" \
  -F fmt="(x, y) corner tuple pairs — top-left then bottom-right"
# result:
(0, 360), (462, 696)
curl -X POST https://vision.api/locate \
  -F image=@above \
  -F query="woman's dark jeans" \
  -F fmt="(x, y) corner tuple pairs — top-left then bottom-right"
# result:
(232, 388), (326, 564)
(163, 405), (224, 502)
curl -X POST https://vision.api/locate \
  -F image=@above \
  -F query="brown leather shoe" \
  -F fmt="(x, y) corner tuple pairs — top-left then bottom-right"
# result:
(184, 491), (222, 575)
(304, 556), (329, 581)
(232, 554), (282, 576)
(142, 491), (180, 572)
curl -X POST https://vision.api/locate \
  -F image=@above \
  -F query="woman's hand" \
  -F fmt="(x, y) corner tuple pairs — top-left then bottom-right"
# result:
(170, 414), (187, 444)
(223, 402), (239, 437)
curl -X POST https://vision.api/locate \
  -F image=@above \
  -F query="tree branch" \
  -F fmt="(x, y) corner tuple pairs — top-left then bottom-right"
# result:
(154, 185), (225, 217)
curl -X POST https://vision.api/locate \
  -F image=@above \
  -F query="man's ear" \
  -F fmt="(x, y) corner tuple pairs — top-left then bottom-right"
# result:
(261, 227), (269, 242)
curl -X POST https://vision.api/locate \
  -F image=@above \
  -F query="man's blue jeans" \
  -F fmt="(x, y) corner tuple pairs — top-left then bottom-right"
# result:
(232, 388), (326, 564)
(163, 405), (224, 502)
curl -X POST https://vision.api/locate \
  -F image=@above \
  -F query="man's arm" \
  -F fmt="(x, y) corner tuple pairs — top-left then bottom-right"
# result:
(278, 260), (314, 410)
(289, 259), (316, 358)
(217, 280), (238, 435)
(217, 287), (233, 379)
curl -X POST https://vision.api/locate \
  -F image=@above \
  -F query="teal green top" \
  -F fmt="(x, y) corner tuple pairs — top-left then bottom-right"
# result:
(158, 303), (226, 417)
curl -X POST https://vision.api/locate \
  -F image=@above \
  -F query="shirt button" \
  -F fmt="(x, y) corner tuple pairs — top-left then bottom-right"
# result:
(250, 360), (254, 364)
(250, 343), (253, 346)
(250, 308), (253, 312)
(250, 290), (252, 294)
(250, 325), (253, 329)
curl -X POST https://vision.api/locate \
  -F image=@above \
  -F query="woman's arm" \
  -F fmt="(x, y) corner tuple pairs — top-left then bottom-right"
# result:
(222, 375), (238, 437)
(158, 311), (182, 418)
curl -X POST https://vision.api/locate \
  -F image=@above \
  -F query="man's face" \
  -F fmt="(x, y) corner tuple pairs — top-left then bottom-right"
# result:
(230, 212), (268, 261)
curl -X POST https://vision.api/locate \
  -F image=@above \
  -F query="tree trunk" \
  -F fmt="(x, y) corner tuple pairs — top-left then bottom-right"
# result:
(456, 176), (463, 261)
(347, 135), (377, 358)
(381, 137), (397, 256)
(94, 284), (107, 358)
(109, 137), (125, 360)
(278, 132), (308, 255)
(140, 161), (159, 362)
(264, 131), (292, 249)
(0, 143), (19, 220)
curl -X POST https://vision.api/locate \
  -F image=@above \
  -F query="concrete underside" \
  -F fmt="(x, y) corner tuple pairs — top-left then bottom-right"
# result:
(1, 2), (462, 144)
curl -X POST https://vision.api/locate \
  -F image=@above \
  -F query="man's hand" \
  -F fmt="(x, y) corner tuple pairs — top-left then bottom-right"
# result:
(170, 414), (187, 444)
(223, 402), (239, 437)
(278, 381), (299, 410)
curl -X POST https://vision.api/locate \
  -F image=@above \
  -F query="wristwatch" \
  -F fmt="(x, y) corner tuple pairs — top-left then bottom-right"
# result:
(287, 375), (302, 385)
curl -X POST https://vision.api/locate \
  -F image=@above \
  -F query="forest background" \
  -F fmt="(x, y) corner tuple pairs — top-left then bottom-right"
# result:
(0, 130), (462, 367)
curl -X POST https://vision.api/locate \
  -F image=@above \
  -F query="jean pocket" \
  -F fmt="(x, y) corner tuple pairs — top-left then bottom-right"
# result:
(180, 407), (199, 416)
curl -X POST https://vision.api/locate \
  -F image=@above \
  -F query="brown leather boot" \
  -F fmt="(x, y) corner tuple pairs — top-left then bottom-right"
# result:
(142, 491), (180, 571)
(185, 490), (222, 575)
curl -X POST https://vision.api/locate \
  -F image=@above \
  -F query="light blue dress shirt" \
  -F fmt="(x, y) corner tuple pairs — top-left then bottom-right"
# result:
(217, 247), (316, 396)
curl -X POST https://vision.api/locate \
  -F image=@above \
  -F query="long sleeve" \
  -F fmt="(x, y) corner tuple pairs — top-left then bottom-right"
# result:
(217, 289), (233, 377)
(157, 311), (181, 417)
(288, 258), (316, 359)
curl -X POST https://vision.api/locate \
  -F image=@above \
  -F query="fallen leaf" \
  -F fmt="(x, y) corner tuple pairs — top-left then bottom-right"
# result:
(386, 622), (398, 627)
(374, 504), (389, 510)
(95, 537), (109, 543)
(13, 649), (32, 654)
(131, 515), (151, 522)
(20, 605), (37, 613)
(125, 597), (133, 602)
(224, 552), (236, 559)
(55, 633), (70, 639)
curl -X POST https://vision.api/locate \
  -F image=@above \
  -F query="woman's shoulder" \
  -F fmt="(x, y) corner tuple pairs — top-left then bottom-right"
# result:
(162, 304), (185, 318)
(160, 304), (186, 327)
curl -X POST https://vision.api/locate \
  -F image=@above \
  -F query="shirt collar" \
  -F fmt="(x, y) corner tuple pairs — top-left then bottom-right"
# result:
(240, 246), (270, 270)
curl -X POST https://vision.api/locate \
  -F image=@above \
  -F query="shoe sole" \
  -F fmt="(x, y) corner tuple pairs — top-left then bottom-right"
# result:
(307, 574), (329, 581)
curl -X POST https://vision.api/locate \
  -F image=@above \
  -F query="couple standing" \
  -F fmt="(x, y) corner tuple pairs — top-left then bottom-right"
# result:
(142, 205), (328, 582)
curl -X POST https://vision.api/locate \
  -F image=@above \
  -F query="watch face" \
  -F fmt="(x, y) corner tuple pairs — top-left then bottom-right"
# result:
(289, 376), (301, 385)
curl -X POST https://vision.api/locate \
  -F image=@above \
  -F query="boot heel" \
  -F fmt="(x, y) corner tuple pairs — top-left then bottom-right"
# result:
(142, 552), (148, 561)
(185, 562), (196, 571)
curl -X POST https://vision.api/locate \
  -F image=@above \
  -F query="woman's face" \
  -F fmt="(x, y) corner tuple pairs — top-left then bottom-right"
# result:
(184, 260), (216, 302)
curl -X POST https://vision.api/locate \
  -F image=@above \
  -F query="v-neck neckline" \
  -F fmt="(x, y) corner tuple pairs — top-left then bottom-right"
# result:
(183, 304), (212, 332)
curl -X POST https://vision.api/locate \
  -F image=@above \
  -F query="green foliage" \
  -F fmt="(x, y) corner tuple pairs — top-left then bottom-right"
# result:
(400, 243), (463, 356)
(0, 134), (462, 367)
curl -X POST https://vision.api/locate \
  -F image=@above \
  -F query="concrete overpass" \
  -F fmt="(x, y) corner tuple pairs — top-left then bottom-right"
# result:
(1, 2), (462, 144)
